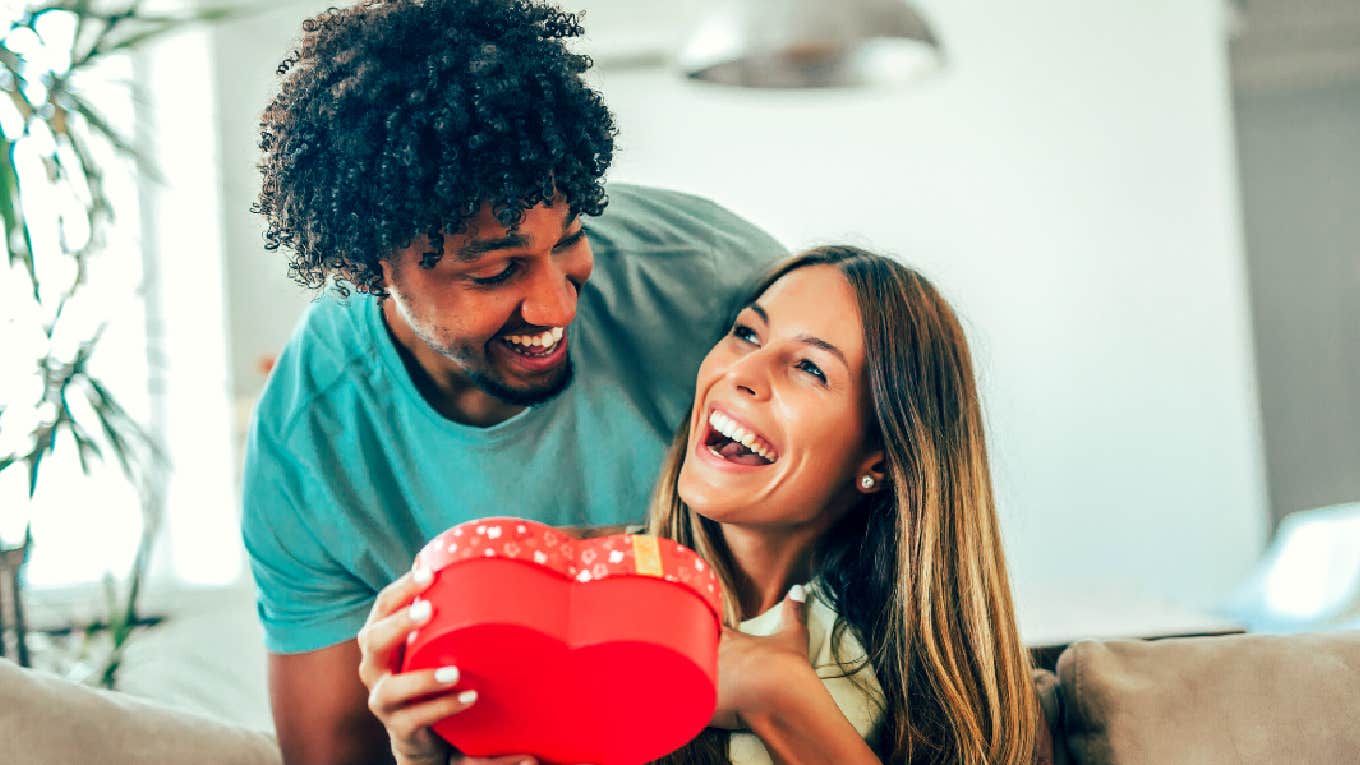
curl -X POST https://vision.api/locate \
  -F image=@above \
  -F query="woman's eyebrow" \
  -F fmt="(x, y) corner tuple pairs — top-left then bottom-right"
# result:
(745, 302), (849, 370)
(798, 334), (849, 370)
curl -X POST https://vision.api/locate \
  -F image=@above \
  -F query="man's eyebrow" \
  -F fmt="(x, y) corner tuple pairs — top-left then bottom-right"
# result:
(456, 233), (528, 262)
(454, 214), (582, 262)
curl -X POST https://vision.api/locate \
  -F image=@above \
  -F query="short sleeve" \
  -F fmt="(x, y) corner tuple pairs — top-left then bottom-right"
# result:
(240, 415), (375, 654)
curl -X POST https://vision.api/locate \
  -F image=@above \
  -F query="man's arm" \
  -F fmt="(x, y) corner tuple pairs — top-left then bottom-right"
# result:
(560, 523), (635, 539)
(269, 640), (393, 765)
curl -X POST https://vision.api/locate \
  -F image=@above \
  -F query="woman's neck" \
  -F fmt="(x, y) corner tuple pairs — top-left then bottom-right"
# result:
(721, 523), (822, 621)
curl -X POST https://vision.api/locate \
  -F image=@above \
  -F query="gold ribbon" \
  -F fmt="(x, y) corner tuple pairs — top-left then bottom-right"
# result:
(630, 535), (664, 577)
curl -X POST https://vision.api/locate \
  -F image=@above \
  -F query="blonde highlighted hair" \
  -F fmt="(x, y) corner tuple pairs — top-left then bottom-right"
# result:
(648, 246), (1038, 765)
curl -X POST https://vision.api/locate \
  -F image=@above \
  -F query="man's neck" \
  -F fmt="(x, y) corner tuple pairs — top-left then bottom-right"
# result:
(380, 299), (524, 428)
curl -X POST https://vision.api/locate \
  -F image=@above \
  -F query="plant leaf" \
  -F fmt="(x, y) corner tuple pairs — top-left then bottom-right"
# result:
(0, 137), (39, 300)
(27, 451), (44, 498)
(62, 94), (154, 172)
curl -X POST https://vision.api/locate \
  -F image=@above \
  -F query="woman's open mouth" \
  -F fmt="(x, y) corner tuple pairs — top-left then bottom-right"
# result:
(703, 409), (778, 466)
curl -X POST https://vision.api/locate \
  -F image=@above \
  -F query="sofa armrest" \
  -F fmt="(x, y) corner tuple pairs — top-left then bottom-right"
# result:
(0, 658), (281, 765)
(1056, 630), (1360, 765)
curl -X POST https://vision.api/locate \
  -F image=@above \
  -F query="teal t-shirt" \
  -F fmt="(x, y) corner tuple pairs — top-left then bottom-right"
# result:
(242, 184), (787, 654)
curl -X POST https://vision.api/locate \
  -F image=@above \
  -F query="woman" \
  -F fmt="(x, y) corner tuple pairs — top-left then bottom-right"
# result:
(362, 246), (1043, 764)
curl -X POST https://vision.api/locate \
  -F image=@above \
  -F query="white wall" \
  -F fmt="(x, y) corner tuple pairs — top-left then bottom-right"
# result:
(210, 1), (323, 401)
(1234, 76), (1360, 526)
(212, 0), (1269, 629)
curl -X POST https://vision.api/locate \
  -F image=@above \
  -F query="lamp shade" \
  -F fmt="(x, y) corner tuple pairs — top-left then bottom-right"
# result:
(679, 0), (942, 88)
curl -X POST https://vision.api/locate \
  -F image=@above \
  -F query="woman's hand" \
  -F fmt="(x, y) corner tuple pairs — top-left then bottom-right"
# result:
(711, 585), (812, 730)
(357, 565), (541, 765)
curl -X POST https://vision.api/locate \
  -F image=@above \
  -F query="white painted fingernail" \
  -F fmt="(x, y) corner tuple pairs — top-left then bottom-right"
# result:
(408, 599), (432, 623)
(788, 584), (806, 603)
(412, 565), (432, 586)
(457, 689), (478, 704)
(434, 666), (459, 684)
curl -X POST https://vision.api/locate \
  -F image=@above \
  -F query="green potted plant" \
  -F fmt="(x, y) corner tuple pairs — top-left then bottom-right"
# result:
(0, 0), (230, 688)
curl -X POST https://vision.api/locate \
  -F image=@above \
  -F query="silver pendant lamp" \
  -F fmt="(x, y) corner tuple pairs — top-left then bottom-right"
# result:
(678, 0), (943, 88)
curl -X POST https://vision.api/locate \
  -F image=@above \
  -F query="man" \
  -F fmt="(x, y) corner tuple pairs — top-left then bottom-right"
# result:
(243, 0), (785, 762)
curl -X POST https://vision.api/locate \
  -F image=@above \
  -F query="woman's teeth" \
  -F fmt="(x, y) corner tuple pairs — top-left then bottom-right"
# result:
(504, 327), (565, 353)
(707, 410), (777, 463)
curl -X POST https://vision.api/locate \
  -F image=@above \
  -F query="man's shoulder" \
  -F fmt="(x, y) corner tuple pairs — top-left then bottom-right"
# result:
(585, 184), (787, 317)
(571, 186), (787, 420)
(591, 183), (786, 263)
(253, 292), (378, 442)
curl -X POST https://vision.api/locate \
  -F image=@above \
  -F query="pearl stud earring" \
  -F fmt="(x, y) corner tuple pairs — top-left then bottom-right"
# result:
(860, 475), (876, 490)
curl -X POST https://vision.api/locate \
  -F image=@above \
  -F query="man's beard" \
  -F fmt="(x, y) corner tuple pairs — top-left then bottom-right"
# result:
(428, 329), (575, 408)
(466, 357), (574, 407)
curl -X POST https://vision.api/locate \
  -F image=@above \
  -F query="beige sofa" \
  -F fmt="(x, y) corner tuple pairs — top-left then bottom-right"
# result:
(3, 630), (1359, 764)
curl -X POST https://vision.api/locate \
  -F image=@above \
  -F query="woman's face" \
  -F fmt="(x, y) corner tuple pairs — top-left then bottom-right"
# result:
(678, 265), (881, 527)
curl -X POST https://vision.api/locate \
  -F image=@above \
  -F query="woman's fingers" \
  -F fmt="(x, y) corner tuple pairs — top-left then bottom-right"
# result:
(368, 565), (433, 624)
(359, 596), (435, 675)
(367, 665), (466, 717)
(358, 571), (435, 684)
(386, 675), (481, 740)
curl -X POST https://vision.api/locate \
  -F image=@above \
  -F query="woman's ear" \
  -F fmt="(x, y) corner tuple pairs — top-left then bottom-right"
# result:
(854, 451), (887, 494)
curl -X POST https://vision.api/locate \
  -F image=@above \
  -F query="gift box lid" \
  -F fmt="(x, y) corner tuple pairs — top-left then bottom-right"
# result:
(414, 517), (722, 617)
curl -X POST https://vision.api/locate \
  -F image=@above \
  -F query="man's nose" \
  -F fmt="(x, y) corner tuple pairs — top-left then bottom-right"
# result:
(520, 260), (578, 328)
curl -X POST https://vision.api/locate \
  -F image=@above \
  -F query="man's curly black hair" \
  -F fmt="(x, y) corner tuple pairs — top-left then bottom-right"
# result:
(254, 0), (617, 295)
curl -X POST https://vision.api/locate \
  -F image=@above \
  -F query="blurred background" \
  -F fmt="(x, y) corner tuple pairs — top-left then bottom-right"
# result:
(1, 0), (1356, 730)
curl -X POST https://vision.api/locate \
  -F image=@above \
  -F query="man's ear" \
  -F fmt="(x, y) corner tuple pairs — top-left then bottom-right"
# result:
(854, 450), (887, 494)
(378, 249), (401, 290)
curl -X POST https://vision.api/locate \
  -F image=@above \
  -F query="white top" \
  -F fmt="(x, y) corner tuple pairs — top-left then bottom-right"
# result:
(728, 582), (885, 764)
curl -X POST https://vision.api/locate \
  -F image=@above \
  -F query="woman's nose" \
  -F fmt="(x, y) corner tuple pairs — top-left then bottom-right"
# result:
(726, 353), (771, 400)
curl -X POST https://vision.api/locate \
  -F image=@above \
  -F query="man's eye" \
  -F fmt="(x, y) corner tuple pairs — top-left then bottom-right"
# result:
(469, 262), (518, 286)
(731, 324), (758, 344)
(796, 359), (827, 384)
(554, 229), (586, 251)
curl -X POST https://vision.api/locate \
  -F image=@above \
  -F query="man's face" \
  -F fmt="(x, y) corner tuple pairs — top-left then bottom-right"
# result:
(380, 197), (593, 409)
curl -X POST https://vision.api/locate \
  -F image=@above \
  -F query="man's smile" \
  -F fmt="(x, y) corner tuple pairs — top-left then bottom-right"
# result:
(491, 326), (569, 374)
(500, 326), (565, 357)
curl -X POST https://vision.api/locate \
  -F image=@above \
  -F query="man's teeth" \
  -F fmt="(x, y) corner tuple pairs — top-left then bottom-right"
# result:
(505, 326), (565, 348)
(707, 411), (777, 462)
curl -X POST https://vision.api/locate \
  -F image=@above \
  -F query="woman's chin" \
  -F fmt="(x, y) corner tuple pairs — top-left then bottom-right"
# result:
(678, 482), (739, 524)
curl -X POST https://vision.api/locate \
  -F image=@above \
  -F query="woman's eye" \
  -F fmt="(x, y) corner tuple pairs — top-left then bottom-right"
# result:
(469, 262), (518, 286)
(796, 359), (827, 384)
(731, 324), (759, 344)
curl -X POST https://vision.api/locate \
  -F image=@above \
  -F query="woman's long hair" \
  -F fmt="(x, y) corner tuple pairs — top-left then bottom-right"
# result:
(647, 246), (1038, 765)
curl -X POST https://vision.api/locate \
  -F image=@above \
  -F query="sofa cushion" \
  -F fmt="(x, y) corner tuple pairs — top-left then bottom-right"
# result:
(0, 658), (281, 765)
(1056, 630), (1360, 765)
(1033, 667), (1071, 765)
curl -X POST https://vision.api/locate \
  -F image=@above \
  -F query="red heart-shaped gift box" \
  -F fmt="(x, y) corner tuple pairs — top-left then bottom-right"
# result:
(401, 518), (722, 765)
